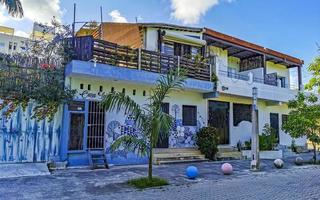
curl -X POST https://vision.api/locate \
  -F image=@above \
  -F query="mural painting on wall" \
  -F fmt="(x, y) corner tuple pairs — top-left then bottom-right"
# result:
(169, 104), (205, 148)
(0, 103), (62, 163)
(105, 104), (205, 161)
(105, 114), (145, 160)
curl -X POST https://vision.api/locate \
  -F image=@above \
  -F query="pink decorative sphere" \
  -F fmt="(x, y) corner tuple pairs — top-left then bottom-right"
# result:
(221, 163), (233, 175)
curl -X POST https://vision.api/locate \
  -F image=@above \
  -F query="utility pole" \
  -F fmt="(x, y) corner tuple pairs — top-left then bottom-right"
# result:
(251, 87), (260, 171)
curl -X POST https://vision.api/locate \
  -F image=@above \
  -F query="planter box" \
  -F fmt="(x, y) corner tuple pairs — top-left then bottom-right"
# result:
(241, 150), (283, 160)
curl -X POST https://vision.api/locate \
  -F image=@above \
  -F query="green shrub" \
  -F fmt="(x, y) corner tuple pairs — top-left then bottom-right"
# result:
(127, 177), (168, 189)
(195, 127), (219, 160)
(259, 124), (278, 151)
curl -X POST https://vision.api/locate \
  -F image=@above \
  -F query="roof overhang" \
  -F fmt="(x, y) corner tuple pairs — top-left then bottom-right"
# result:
(204, 28), (304, 67)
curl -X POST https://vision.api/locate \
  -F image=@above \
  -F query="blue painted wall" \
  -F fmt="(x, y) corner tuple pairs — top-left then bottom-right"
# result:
(0, 102), (62, 163)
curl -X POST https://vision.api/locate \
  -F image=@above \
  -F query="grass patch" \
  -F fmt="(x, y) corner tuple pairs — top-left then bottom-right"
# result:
(127, 177), (169, 189)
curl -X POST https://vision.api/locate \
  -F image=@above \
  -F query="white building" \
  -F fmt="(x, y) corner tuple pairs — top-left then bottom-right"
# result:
(0, 26), (29, 54)
(58, 23), (306, 166)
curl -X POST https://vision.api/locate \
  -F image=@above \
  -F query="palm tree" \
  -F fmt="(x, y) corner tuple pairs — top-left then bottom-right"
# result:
(102, 69), (186, 181)
(1, 0), (23, 17)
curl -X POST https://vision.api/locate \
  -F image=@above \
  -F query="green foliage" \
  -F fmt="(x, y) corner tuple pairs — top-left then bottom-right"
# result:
(282, 92), (320, 162)
(195, 127), (219, 160)
(127, 177), (168, 189)
(305, 54), (320, 93)
(259, 124), (278, 151)
(102, 69), (186, 180)
(0, 19), (76, 121)
(0, 0), (23, 17)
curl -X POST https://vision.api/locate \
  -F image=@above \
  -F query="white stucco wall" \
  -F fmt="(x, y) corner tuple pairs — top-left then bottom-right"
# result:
(210, 94), (307, 147)
(69, 77), (208, 148)
(144, 28), (203, 52)
(0, 33), (28, 54)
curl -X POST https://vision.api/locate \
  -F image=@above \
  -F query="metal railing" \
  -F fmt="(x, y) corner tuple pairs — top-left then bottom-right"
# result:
(219, 69), (299, 90)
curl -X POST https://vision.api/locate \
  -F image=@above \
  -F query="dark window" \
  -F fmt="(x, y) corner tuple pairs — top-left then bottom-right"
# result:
(133, 89), (136, 95)
(122, 88), (125, 94)
(8, 42), (12, 50)
(99, 86), (103, 92)
(279, 77), (286, 88)
(163, 41), (174, 56)
(87, 84), (91, 91)
(68, 113), (85, 150)
(174, 43), (181, 56)
(282, 114), (288, 125)
(13, 42), (17, 51)
(143, 90), (146, 96)
(87, 101), (105, 149)
(80, 83), (84, 89)
(111, 87), (114, 92)
(270, 113), (279, 143)
(233, 104), (252, 126)
(181, 44), (191, 56)
(182, 105), (197, 126)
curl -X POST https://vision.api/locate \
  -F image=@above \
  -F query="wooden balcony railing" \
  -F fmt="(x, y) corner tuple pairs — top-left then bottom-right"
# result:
(73, 36), (211, 81)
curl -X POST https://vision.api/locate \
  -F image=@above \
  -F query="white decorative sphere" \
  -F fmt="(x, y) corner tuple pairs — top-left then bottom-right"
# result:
(221, 163), (233, 175)
(274, 159), (284, 169)
(294, 157), (304, 166)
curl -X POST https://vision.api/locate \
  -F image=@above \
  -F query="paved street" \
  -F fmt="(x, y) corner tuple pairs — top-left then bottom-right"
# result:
(0, 155), (319, 200)
(108, 166), (320, 200)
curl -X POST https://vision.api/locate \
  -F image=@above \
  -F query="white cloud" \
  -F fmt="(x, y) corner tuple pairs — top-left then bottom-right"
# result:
(20, 0), (63, 23)
(109, 10), (128, 23)
(0, 6), (10, 23)
(0, 0), (62, 24)
(15, 30), (30, 38)
(170, 0), (234, 24)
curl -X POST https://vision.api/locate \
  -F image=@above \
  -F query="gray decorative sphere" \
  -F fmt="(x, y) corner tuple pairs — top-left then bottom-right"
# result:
(274, 159), (284, 169)
(294, 157), (304, 166)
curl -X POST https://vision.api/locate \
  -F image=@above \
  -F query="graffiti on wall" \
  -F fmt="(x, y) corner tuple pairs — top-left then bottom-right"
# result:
(0, 102), (62, 163)
(169, 104), (205, 148)
(104, 104), (205, 163)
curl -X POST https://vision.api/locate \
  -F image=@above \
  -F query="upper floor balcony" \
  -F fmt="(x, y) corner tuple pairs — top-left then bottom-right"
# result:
(73, 36), (211, 80)
(67, 36), (214, 93)
(216, 68), (300, 103)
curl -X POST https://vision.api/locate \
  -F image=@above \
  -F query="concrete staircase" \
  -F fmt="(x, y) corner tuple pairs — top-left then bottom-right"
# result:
(217, 146), (243, 160)
(153, 148), (208, 165)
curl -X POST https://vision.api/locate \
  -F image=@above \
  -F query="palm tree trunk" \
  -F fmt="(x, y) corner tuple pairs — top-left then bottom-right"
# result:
(148, 146), (153, 181)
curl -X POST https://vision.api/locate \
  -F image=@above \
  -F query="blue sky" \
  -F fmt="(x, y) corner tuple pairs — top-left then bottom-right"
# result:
(1, 0), (319, 83)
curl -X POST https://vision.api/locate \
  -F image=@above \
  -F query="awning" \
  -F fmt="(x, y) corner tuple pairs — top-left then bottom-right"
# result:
(163, 31), (206, 47)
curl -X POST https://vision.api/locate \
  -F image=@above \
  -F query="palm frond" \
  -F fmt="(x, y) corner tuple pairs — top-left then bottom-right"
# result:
(101, 92), (146, 128)
(150, 68), (186, 105)
(110, 135), (148, 156)
(0, 0), (23, 17)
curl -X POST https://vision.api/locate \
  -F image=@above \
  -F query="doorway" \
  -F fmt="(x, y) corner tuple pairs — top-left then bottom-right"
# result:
(156, 103), (170, 148)
(270, 113), (279, 143)
(208, 101), (230, 145)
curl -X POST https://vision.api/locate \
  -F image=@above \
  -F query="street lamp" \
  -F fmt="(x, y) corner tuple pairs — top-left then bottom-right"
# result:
(251, 87), (260, 171)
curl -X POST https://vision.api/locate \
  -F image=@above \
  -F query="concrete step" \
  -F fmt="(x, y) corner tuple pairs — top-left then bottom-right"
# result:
(153, 148), (207, 165)
(218, 146), (238, 153)
(217, 151), (243, 160)
(155, 155), (206, 161)
(157, 158), (209, 165)
(153, 148), (200, 154)
(154, 152), (204, 158)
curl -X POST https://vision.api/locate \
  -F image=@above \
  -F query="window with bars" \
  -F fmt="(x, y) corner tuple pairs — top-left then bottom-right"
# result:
(87, 101), (105, 149)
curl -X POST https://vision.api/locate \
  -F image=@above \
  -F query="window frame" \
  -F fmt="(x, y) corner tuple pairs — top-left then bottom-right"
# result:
(182, 105), (197, 126)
